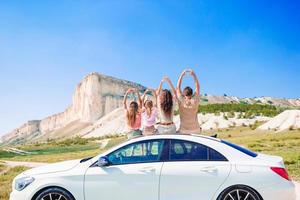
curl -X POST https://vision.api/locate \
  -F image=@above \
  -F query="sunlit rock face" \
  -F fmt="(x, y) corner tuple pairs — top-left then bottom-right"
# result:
(39, 72), (146, 134)
(1, 120), (40, 143)
(72, 72), (145, 122)
(257, 110), (300, 132)
(1, 72), (145, 144)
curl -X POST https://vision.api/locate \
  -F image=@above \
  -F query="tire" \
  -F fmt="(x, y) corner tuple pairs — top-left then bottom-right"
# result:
(217, 185), (262, 200)
(34, 187), (75, 200)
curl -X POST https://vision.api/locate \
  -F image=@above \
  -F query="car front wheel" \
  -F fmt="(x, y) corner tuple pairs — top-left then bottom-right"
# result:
(217, 185), (262, 200)
(34, 187), (75, 200)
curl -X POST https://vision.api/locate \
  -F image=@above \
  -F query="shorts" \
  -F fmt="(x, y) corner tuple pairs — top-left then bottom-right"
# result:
(157, 124), (176, 134)
(143, 126), (157, 135)
(127, 129), (143, 139)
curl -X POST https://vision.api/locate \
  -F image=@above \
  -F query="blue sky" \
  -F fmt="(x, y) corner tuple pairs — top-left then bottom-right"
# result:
(0, 0), (299, 135)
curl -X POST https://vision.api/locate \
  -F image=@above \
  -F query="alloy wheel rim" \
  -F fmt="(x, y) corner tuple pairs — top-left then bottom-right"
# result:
(41, 192), (67, 200)
(224, 189), (257, 200)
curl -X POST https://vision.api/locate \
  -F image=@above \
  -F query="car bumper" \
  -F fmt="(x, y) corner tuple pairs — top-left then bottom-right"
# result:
(257, 180), (296, 200)
(10, 190), (31, 200)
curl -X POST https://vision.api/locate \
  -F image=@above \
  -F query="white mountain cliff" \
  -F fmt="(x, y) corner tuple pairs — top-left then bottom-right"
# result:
(1, 72), (145, 144)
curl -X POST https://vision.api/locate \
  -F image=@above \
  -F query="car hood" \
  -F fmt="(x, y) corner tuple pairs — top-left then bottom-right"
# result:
(23, 159), (80, 176)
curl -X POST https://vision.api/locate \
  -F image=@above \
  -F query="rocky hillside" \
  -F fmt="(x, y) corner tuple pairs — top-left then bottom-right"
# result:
(1, 72), (299, 145)
(1, 72), (145, 144)
(257, 110), (300, 132)
(201, 95), (300, 107)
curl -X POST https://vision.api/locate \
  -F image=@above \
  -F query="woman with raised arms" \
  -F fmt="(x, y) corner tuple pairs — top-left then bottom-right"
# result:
(176, 69), (201, 134)
(123, 88), (143, 139)
(141, 88), (158, 135)
(156, 76), (178, 134)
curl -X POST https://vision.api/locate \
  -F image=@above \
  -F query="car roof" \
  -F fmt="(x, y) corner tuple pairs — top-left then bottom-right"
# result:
(128, 133), (221, 143)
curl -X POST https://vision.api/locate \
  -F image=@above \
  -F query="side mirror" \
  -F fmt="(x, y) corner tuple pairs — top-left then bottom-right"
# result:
(97, 156), (109, 167)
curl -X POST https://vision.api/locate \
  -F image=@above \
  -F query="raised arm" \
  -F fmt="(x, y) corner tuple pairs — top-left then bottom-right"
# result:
(123, 90), (130, 110)
(141, 89), (148, 104)
(123, 88), (134, 110)
(143, 88), (157, 106)
(149, 88), (157, 106)
(156, 77), (166, 97)
(165, 76), (178, 101)
(176, 70), (186, 97)
(135, 89), (143, 109)
(190, 70), (200, 96)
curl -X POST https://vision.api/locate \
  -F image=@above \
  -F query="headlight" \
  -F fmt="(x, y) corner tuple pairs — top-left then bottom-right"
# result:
(15, 177), (35, 191)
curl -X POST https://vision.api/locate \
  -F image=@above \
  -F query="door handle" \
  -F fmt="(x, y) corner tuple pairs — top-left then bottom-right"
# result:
(200, 166), (217, 173)
(139, 167), (155, 173)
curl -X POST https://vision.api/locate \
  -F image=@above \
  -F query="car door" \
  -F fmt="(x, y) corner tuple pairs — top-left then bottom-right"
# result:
(84, 139), (166, 200)
(160, 139), (231, 200)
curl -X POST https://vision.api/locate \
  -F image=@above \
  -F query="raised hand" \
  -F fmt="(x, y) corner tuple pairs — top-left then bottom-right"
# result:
(190, 69), (196, 76)
(162, 76), (169, 82)
(144, 88), (154, 94)
(180, 70), (186, 77)
(126, 88), (135, 94)
(185, 68), (193, 75)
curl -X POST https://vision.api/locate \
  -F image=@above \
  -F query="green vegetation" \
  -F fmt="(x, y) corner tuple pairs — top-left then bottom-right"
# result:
(198, 103), (285, 117)
(0, 165), (29, 200)
(249, 120), (260, 130)
(0, 135), (126, 163)
(46, 136), (89, 146)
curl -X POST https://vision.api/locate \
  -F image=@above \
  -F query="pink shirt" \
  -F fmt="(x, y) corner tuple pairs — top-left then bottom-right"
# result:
(126, 112), (142, 130)
(142, 108), (158, 127)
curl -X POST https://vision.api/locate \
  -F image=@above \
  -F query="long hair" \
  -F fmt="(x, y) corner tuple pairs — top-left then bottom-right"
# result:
(126, 101), (139, 127)
(144, 100), (153, 117)
(160, 89), (173, 117)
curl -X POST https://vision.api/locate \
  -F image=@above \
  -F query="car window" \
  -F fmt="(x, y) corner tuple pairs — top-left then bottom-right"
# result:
(209, 148), (227, 161)
(170, 140), (227, 161)
(170, 140), (208, 161)
(107, 140), (165, 165)
(221, 140), (257, 158)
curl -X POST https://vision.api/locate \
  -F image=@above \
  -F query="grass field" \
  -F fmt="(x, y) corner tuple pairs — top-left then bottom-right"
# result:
(0, 128), (299, 199)
(0, 136), (126, 163)
(0, 164), (29, 200)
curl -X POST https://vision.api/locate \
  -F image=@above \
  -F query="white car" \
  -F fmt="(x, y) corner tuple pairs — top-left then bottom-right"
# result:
(10, 134), (296, 200)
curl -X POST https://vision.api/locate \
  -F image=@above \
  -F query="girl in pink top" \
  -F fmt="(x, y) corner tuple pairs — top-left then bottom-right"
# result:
(123, 88), (142, 139)
(141, 89), (158, 135)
